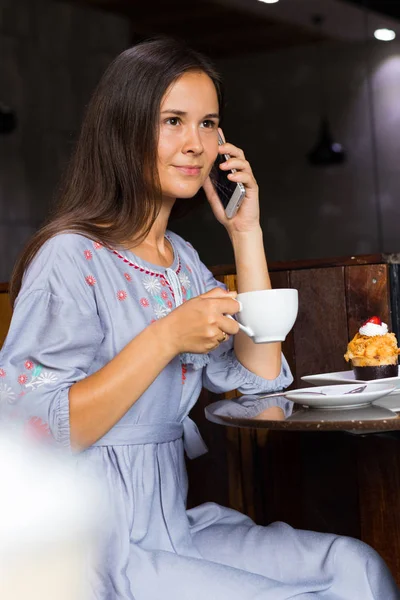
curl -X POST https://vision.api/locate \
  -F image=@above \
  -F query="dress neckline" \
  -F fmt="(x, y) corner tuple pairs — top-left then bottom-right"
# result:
(114, 233), (179, 275)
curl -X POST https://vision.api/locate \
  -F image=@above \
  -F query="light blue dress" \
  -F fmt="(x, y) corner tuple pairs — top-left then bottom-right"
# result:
(0, 232), (398, 599)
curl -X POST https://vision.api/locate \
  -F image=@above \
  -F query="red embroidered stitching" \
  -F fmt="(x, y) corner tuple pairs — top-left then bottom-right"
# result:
(112, 250), (176, 299)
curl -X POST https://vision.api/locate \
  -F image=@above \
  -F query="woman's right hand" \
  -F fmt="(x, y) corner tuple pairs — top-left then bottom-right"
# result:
(159, 288), (241, 355)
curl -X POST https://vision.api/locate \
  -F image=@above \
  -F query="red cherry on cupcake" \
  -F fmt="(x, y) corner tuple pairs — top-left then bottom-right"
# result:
(362, 316), (382, 326)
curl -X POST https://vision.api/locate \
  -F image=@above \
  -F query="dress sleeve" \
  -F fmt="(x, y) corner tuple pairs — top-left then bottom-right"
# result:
(196, 257), (294, 395)
(0, 240), (104, 447)
(0, 290), (103, 447)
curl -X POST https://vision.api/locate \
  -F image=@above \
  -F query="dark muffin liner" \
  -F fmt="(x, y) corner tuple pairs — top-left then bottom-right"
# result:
(353, 363), (398, 381)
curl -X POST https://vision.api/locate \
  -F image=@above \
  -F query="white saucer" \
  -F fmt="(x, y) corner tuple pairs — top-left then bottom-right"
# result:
(374, 389), (400, 411)
(302, 367), (400, 388)
(285, 382), (396, 409)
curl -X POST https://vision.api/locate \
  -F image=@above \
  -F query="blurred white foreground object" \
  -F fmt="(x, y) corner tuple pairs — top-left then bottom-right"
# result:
(0, 428), (103, 600)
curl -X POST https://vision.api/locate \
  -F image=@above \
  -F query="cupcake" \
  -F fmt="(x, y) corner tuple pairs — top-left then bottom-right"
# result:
(344, 316), (400, 380)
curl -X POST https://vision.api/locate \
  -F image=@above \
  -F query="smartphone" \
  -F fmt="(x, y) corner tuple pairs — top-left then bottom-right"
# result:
(211, 133), (246, 219)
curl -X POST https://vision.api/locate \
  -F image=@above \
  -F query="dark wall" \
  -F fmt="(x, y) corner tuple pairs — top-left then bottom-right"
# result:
(172, 40), (400, 267)
(1, 5), (400, 278)
(0, 0), (130, 281)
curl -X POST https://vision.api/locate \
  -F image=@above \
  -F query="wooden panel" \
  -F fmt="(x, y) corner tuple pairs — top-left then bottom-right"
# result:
(290, 267), (348, 379)
(211, 254), (392, 277)
(345, 264), (391, 340)
(357, 435), (400, 585)
(0, 292), (12, 349)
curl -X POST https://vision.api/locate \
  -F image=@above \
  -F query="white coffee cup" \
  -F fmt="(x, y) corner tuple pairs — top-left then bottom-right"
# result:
(230, 288), (298, 344)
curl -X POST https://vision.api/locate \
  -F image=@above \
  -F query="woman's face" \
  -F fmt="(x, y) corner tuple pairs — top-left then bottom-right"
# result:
(157, 71), (220, 201)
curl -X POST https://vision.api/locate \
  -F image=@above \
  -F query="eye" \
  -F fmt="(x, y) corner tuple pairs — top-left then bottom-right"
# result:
(165, 117), (181, 126)
(201, 119), (217, 129)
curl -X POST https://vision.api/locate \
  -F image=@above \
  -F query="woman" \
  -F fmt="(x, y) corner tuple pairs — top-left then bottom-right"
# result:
(0, 39), (398, 599)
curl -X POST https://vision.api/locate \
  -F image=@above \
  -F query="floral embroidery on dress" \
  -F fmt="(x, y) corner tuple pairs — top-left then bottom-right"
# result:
(111, 242), (196, 321)
(93, 242), (102, 250)
(151, 291), (174, 319)
(178, 265), (193, 300)
(143, 275), (162, 296)
(18, 374), (28, 385)
(0, 369), (5, 378)
(117, 290), (127, 301)
(85, 275), (96, 286)
(153, 304), (170, 319)
(179, 272), (191, 289)
(25, 365), (58, 391)
(182, 364), (187, 384)
(0, 383), (16, 404)
(84, 250), (93, 260)
(24, 360), (34, 370)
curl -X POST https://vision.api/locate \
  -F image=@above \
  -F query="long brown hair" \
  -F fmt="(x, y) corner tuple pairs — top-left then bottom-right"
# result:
(10, 38), (223, 304)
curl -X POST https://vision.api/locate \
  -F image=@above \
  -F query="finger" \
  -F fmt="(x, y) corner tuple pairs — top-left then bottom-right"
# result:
(216, 331), (229, 344)
(227, 171), (257, 188)
(219, 158), (251, 173)
(212, 297), (241, 315)
(218, 143), (245, 160)
(218, 315), (240, 335)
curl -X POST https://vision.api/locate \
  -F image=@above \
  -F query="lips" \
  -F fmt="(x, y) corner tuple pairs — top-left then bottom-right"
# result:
(174, 166), (202, 176)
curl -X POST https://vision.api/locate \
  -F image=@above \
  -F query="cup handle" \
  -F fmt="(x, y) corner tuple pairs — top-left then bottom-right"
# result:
(226, 300), (254, 338)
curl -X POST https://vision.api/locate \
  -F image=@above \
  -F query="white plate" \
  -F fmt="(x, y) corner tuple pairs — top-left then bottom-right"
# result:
(374, 389), (400, 411)
(285, 382), (396, 409)
(302, 367), (400, 388)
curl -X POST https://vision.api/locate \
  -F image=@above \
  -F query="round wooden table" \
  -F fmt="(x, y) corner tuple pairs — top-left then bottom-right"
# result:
(205, 395), (400, 433)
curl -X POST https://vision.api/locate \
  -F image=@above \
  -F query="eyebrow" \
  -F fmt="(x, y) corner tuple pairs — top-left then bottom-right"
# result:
(161, 109), (220, 119)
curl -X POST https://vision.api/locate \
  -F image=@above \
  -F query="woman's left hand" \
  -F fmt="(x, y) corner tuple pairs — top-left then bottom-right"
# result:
(202, 129), (260, 235)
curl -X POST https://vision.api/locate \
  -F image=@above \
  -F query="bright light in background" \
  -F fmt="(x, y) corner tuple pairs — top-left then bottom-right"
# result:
(374, 29), (396, 42)
(257, 0), (280, 4)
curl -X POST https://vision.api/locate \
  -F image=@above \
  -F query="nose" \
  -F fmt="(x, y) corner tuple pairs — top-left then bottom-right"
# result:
(182, 126), (204, 155)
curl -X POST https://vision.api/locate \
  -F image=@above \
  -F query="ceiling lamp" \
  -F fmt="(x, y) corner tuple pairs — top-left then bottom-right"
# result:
(307, 16), (346, 167)
(308, 118), (345, 166)
(257, 0), (279, 4)
(374, 28), (396, 42)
